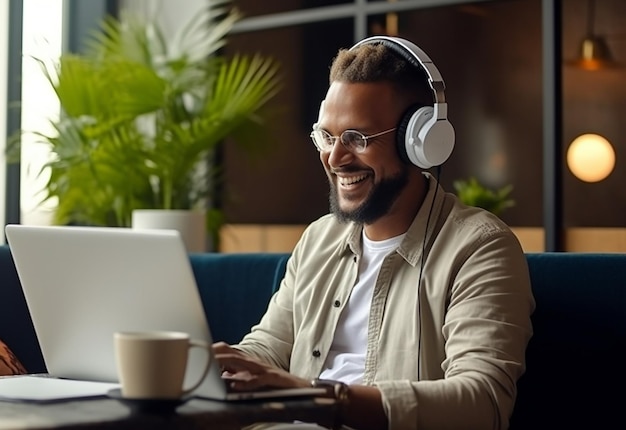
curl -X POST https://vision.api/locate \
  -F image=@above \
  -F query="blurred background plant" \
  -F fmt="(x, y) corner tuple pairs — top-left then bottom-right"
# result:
(7, 0), (281, 239)
(453, 176), (515, 216)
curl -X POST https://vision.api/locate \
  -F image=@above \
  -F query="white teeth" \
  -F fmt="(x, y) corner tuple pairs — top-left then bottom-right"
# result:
(338, 174), (367, 186)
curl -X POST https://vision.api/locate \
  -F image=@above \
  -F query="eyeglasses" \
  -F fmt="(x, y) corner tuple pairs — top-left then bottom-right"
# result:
(310, 127), (397, 154)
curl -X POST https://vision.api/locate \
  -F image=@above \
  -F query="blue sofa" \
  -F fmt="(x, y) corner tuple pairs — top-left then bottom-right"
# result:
(0, 245), (623, 429)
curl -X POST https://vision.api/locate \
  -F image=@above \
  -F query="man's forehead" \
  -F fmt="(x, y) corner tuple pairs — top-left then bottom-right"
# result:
(321, 82), (400, 126)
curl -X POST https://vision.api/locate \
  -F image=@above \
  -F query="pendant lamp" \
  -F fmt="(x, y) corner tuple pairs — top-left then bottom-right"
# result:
(567, 0), (620, 70)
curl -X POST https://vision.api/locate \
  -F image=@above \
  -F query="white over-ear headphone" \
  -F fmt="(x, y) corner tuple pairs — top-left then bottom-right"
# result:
(349, 36), (455, 169)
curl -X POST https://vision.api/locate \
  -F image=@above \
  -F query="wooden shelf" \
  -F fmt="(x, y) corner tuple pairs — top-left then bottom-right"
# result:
(220, 225), (626, 253)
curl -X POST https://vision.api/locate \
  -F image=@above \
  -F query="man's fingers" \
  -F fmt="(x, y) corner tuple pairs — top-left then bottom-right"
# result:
(215, 353), (265, 372)
(212, 341), (237, 354)
(213, 350), (305, 391)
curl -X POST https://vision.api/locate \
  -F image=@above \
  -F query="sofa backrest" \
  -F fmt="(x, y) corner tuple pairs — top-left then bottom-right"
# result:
(0, 246), (44, 373)
(510, 252), (624, 429)
(1, 247), (624, 428)
(189, 252), (290, 345)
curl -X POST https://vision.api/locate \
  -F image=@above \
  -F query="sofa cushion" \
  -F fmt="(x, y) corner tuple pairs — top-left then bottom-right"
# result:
(189, 252), (290, 344)
(0, 338), (27, 376)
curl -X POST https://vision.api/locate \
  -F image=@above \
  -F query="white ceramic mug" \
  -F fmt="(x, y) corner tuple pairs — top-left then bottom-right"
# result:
(114, 331), (212, 399)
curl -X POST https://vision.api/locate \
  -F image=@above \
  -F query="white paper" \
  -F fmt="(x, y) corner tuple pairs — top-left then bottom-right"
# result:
(0, 375), (119, 402)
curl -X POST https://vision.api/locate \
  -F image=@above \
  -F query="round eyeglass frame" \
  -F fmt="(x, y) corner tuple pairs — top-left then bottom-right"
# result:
(310, 127), (397, 153)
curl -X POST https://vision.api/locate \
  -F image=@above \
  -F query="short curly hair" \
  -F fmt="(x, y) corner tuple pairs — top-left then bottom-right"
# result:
(329, 42), (433, 107)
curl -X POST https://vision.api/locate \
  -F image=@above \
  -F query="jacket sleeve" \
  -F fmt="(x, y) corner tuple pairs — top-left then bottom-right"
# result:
(376, 231), (535, 430)
(234, 240), (303, 370)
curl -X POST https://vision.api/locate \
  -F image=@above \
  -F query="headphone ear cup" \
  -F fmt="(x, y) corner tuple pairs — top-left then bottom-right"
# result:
(401, 105), (455, 169)
(417, 115), (455, 168)
(398, 106), (435, 168)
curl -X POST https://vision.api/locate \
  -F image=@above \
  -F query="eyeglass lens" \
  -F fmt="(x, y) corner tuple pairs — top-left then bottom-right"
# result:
(312, 130), (367, 152)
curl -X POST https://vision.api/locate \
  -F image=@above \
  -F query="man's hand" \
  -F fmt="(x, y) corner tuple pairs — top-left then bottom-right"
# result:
(212, 342), (311, 391)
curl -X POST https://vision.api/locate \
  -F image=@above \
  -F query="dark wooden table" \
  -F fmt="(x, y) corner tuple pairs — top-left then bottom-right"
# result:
(0, 394), (337, 429)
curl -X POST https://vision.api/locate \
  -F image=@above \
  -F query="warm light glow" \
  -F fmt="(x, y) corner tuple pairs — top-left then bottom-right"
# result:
(567, 133), (616, 182)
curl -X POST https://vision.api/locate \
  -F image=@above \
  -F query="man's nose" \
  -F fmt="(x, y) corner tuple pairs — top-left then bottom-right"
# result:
(327, 137), (353, 167)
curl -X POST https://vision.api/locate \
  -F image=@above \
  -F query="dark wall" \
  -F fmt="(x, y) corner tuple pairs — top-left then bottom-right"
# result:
(404, 1), (544, 227)
(561, 0), (626, 227)
(223, 18), (352, 225)
(221, 0), (626, 228)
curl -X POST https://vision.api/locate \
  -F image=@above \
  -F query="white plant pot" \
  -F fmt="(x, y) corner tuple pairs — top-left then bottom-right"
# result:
(131, 209), (207, 253)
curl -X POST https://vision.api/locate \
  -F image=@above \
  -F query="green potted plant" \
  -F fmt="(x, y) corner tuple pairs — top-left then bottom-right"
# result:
(14, 1), (280, 248)
(453, 176), (515, 216)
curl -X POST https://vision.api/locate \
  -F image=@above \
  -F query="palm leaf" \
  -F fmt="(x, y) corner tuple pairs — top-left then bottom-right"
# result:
(21, 0), (281, 226)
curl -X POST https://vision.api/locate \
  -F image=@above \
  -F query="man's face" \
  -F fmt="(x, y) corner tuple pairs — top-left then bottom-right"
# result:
(317, 81), (410, 224)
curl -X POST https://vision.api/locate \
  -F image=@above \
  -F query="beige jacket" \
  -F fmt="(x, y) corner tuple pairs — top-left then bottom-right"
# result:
(237, 175), (535, 430)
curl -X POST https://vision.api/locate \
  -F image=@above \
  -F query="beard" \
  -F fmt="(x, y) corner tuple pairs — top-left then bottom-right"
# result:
(329, 167), (409, 224)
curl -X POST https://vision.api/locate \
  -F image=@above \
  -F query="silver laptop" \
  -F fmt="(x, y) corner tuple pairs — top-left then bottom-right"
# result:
(4, 224), (324, 401)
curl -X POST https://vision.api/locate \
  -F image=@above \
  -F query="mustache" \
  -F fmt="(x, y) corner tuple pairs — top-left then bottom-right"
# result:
(330, 166), (368, 175)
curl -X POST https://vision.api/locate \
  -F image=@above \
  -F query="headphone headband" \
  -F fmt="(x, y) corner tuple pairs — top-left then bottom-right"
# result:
(350, 36), (446, 105)
(348, 36), (455, 169)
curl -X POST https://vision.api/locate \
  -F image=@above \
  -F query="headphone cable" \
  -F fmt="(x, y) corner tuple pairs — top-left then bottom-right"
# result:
(417, 166), (441, 381)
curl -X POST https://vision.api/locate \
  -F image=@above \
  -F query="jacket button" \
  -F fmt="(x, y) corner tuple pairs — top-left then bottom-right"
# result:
(353, 256), (357, 263)
(312, 350), (321, 357)
(333, 300), (341, 307)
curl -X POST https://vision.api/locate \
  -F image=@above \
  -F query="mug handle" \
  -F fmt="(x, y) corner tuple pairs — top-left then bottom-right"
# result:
(181, 339), (212, 396)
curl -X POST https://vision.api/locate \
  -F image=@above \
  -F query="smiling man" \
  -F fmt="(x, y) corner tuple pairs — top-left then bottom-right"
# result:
(321, 80), (421, 236)
(214, 36), (535, 430)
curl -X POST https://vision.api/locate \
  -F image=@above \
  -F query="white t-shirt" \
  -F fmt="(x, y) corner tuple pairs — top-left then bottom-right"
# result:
(319, 231), (405, 384)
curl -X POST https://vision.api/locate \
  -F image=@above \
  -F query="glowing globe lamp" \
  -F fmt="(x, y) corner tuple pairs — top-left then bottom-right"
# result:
(566, 133), (615, 182)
